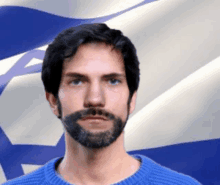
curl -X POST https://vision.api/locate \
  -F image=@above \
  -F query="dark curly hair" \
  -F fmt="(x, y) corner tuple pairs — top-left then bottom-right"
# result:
(41, 23), (140, 119)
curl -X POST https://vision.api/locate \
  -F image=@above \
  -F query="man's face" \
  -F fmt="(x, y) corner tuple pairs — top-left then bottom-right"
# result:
(50, 43), (136, 149)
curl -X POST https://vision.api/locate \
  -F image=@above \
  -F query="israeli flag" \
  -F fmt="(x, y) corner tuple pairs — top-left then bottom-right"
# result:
(0, 0), (220, 184)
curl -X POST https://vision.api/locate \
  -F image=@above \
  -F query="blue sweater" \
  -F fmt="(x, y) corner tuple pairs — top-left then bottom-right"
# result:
(2, 154), (201, 185)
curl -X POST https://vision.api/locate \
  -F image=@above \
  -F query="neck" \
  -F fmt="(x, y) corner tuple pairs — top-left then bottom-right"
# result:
(57, 131), (140, 185)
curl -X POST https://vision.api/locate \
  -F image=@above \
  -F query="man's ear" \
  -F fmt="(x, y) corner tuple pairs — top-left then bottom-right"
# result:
(129, 91), (137, 115)
(45, 91), (59, 117)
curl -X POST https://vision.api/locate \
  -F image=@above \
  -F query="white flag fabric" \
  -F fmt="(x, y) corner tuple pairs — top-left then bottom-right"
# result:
(0, 0), (220, 184)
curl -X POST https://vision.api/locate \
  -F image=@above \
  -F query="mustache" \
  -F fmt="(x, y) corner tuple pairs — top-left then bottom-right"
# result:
(62, 108), (115, 123)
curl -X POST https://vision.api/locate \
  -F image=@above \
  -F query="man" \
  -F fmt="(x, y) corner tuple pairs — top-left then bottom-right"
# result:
(3, 23), (201, 185)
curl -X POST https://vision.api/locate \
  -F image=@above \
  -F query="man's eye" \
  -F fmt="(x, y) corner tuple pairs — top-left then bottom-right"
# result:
(70, 79), (121, 86)
(108, 79), (121, 85)
(71, 79), (82, 86)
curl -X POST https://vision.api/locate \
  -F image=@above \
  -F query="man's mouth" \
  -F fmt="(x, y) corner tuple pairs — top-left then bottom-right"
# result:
(82, 116), (108, 121)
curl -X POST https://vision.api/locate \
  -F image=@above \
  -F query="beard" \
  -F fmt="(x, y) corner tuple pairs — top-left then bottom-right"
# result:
(57, 96), (131, 149)
(61, 107), (130, 149)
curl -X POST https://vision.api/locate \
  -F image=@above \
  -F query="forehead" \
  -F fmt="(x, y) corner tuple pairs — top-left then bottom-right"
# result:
(62, 43), (125, 75)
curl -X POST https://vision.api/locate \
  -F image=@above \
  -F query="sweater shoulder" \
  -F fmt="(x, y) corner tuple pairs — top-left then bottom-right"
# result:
(150, 161), (201, 185)
(132, 154), (201, 185)
(2, 163), (49, 185)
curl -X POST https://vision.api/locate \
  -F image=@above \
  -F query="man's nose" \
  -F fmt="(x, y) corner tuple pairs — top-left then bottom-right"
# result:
(84, 82), (105, 108)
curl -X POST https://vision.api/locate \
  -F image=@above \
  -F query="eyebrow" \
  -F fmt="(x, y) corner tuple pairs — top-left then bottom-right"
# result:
(64, 72), (126, 79)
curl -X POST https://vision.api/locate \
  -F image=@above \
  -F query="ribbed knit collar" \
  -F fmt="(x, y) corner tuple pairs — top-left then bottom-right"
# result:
(44, 154), (156, 185)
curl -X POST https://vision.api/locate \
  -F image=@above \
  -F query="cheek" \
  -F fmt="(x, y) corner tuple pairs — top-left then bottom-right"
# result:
(59, 89), (66, 100)
(108, 87), (128, 102)
(108, 91), (129, 117)
(59, 89), (84, 115)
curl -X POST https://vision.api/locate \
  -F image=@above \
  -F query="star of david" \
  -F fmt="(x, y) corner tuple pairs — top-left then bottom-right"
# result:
(0, 50), (65, 180)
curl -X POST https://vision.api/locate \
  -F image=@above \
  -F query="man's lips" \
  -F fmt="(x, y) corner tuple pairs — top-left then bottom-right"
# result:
(81, 116), (108, 121)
